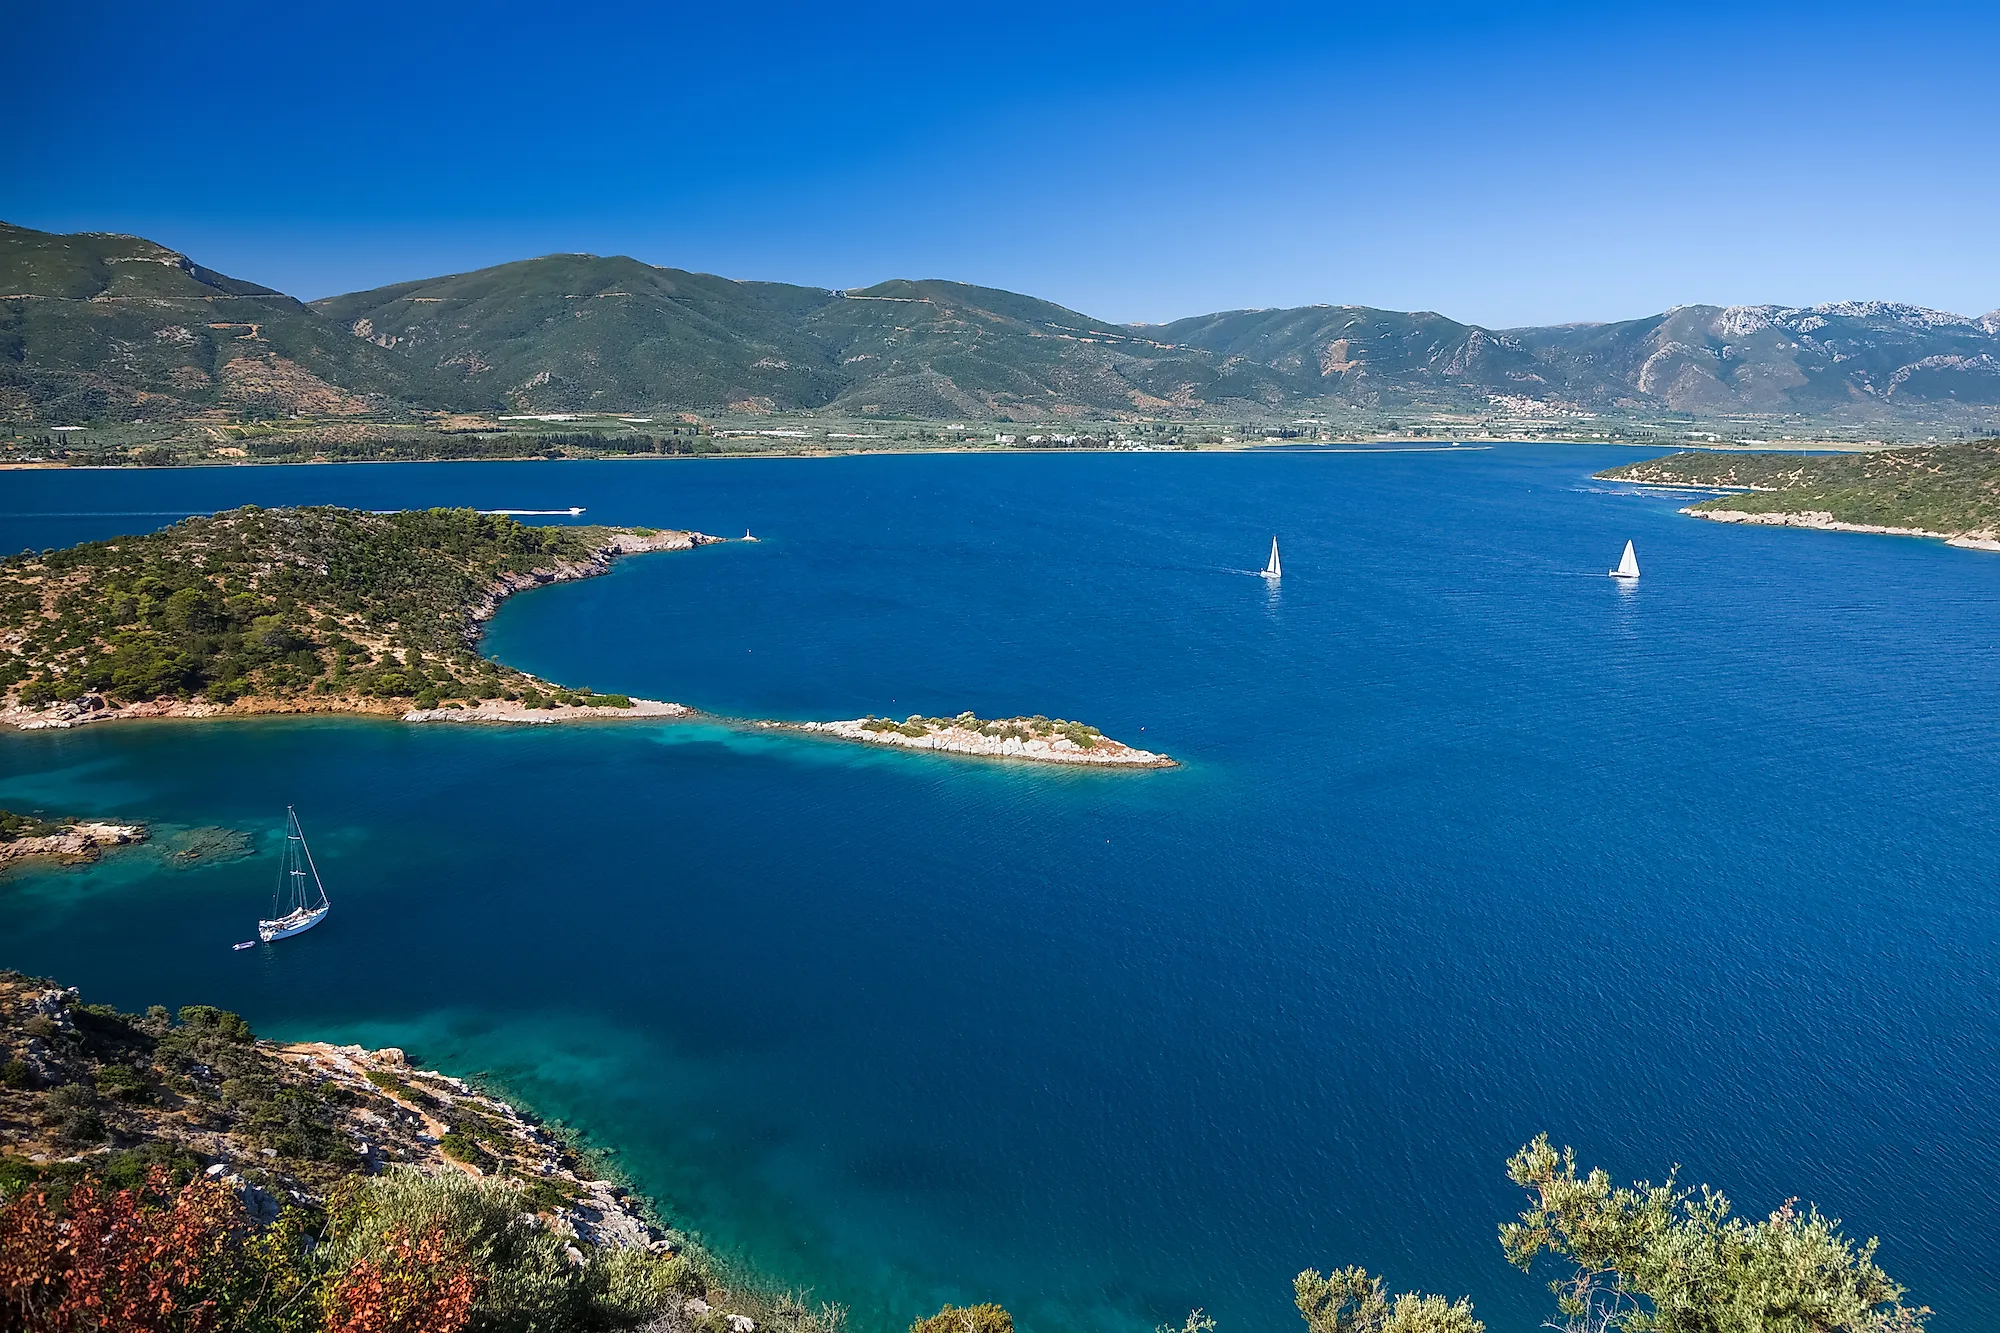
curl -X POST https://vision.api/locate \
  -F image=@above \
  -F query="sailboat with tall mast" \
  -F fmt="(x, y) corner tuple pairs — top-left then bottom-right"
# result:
(257, 807), (331, 942)
(1609, 540), (1640, 580)
(1261, 536), (1283, 581)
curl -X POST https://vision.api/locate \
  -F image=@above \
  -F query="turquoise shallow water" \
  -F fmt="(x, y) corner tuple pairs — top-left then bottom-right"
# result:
(2, 450), (1998, 1331)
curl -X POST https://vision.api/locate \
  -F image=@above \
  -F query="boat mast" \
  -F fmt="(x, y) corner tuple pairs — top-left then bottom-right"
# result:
(294, 810), (329, 911)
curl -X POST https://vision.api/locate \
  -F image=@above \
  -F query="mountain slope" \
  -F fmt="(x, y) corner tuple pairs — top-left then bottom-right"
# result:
(10, 221), (2000, 427)
(1155, 306), (1549, 406)
(1512, 303), (2000, 413)
(799, 279), (1280, 418)
(313, 265), (1282, 418)
(311, 254), (850, 414)
(0, 223), (431, 423)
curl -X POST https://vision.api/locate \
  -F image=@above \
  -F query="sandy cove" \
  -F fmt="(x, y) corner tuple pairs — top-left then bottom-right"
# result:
(1683, 506), (2000, 552)
(781, 717), (1174, 767)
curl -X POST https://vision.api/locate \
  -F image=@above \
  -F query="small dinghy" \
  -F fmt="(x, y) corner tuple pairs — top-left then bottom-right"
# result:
(232, 940), (256, 951)
(257, 807), (330, 943)
(1609, 540), (1640, 580)
(1261, 536), (1282, 581)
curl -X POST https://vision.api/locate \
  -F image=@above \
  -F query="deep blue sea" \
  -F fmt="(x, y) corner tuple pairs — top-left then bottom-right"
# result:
(2, 448), (1997, 1331)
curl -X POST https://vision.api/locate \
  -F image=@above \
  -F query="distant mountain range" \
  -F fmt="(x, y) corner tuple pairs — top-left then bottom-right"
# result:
(6, 221), (1999, 426)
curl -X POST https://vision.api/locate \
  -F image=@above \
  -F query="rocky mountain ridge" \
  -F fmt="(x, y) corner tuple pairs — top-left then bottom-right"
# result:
(7, 221), (1998, 426)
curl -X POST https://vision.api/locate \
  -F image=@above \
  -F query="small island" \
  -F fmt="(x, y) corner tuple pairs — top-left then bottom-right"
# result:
(1597, 439), (2000, 550)
(0, 506), (1168, 767)
(784, 713), (1173, 767)
(0, 810), (146, 869)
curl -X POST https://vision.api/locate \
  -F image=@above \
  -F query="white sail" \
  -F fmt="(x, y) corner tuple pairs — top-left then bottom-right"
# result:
(257, 807), (330, 942)
(1262, 536), (1282, 580)
(1610, 540), (1640, 579)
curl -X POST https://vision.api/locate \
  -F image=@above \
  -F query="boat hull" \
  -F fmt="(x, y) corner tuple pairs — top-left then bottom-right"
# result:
(258, 904), (329, 942)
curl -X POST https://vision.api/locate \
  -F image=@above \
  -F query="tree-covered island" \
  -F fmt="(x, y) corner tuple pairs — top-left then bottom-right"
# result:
(0, 506), (708, 729)
(1598, 439), (2000, 549)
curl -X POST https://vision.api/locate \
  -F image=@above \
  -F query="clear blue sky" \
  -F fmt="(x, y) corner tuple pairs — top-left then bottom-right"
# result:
(8, 0), (1997, 327)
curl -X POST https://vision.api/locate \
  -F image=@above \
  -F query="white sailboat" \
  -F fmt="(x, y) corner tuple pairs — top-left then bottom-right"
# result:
(1609, 540), (1640, 580)
(257, 807), (330, 943)
(1261, 536), (1283, 580)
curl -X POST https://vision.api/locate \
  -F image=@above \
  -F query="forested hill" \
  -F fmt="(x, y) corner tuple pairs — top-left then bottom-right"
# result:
(310, 259), (1261, 420)
(9, 220), (2000, 427)
(0, 506), (692, 717)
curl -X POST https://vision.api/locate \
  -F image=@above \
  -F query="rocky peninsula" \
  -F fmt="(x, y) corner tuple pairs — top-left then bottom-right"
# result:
(0, 506), (714, 732)
(1598, 440), (2000, 550)
(0, 505), (1170, 766)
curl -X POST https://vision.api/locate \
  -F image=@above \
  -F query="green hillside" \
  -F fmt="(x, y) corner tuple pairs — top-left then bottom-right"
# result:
(312, 263), (1278, 419)
(0, 223), (433, 424)
(801, 279), (1275, 418)
(311, 254), (850, 414)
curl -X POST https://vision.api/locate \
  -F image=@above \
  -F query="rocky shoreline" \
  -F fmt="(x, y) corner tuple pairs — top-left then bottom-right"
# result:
(1682, 505), (2000, 551)
(0, 977), (668, 1256)
(273, 1039), (666, 1253)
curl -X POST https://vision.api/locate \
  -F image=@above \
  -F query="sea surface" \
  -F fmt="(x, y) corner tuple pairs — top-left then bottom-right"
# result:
(2, 448), (1997, 1332)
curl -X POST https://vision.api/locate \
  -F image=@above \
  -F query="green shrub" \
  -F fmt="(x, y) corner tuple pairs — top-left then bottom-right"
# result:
(95, 1062), (154, 1104)
(1, 1059), (32, 1089)
(176, 1005), (253, 1043)
(911, 1303), (1014, 1333)
(439, 1131), (495, 1171)
(328, 1167), (685, 1330)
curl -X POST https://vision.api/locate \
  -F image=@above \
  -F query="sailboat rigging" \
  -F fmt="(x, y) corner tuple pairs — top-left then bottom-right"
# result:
(1609, 540), (1640, 580)
(1261, 536), (1283, 581)
(257, 807), (331, 943)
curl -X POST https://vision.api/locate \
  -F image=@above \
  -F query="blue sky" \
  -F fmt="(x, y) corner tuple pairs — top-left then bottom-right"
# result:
(8, 1), (1998, 326)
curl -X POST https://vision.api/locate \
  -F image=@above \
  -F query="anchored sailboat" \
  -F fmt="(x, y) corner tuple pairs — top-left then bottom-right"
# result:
(1261, 536), (1283, 580)
(1609, 540), (1640, 580)
(257, 807), (330, 943)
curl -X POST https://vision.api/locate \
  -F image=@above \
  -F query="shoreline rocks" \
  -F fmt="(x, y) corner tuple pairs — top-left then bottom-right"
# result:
(1682, 505), (2000, 551)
